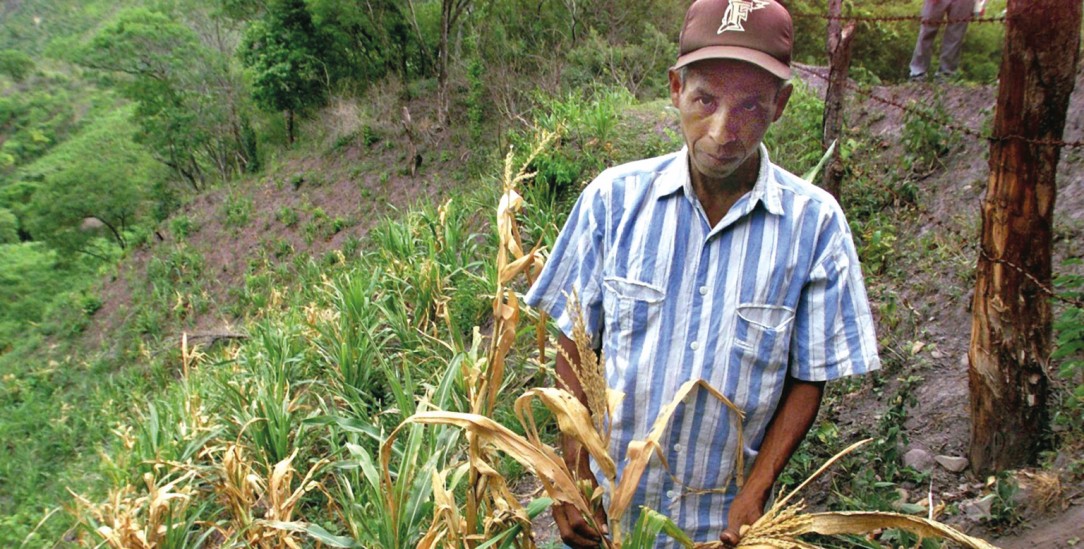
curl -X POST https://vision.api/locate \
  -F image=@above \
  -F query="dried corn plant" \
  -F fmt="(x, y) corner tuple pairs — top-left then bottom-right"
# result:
(692, 439), (1001, 549)
(71, 470), (197, 548)
(213, 444), (331, 548)
(378, 132), (557, 549)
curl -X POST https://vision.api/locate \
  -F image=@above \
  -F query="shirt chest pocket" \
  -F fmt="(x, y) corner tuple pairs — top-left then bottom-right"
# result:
(603, 276), (666, 337)
(731, 303), (795, 375)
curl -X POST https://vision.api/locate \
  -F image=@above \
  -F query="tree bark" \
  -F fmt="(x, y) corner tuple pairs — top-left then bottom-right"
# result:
(969, 0), (1081, 474)
(821, 0), (855, 199)
(437, 0), (470, 127)
(286, 109), (295, 145)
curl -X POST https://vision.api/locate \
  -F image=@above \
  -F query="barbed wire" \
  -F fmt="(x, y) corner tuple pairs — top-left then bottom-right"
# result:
(792, 65), (1084, 149)
(979, 249), (1084, 308)
(791, 66), (1084, 304)
(790, 12), (1006, 26)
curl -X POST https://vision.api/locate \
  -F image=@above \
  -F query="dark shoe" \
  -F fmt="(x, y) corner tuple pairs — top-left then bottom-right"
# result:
(909, 72), (927, 81)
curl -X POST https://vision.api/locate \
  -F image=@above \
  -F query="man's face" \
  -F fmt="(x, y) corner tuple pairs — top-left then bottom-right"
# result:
(669, 59), (791, 184)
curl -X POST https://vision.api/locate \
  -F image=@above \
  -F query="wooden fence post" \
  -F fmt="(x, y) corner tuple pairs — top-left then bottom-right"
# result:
(969, 0), (1082, 473)
(821, 0), (856, 199)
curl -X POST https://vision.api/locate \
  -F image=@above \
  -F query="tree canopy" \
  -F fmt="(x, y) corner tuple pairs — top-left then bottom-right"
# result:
(24, 108), (163, 254)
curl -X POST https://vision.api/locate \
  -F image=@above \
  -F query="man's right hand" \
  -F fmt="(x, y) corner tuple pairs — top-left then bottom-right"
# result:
(553, 332), (609, 547)
(553, 501), (608, 549)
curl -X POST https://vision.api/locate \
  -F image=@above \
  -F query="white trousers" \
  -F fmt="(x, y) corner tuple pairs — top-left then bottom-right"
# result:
(909, 0), (976, 76)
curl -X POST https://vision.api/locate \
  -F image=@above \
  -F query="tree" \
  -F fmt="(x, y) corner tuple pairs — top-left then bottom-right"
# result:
(969, 0), (1082, 473)
(25, 109), (162, 255)
(437, 0), (471, 125)
(240, 0), (329, 144)
(310, 0), (413, 85)
(73, 7), (252, 190)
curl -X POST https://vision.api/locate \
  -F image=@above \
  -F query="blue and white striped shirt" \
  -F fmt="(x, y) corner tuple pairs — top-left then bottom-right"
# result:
(525, 145), (880, 546)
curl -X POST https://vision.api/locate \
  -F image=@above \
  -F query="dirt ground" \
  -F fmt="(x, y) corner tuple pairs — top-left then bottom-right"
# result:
(794, 65), (1084, 546)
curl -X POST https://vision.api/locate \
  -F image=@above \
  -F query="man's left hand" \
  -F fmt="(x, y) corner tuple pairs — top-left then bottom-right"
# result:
(719, 489), (767, 547)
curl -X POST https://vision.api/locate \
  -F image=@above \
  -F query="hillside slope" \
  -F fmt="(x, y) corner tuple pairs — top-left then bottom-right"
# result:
(21, 67), (1084, 545)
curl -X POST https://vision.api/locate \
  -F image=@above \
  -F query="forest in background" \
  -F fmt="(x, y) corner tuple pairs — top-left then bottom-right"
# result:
(5, 0), (1082, 547)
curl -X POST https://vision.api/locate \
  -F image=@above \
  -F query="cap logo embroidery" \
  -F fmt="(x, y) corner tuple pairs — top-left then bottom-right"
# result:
(717, 0), (769, 34)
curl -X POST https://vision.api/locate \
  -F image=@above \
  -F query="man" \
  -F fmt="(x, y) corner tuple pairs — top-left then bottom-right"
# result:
(908, 0), (979, 80)
(524, 0), (880, 547)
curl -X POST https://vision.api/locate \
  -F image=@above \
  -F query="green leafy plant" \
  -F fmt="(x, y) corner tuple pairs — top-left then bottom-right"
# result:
(901, 95), (959, 174)
(170, 215), (196, 239)
(1053, 259), (1084, 434)
(223, 192), (253, 229)
(277, 206), (300, 227)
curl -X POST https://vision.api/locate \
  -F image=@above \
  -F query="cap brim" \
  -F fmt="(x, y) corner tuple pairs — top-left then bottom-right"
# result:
(673, 45), (792, 80)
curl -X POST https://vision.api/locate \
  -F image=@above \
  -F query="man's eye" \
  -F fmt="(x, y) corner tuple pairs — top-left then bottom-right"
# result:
(696, 96), (715, 108)
(742, 101), (760, 111)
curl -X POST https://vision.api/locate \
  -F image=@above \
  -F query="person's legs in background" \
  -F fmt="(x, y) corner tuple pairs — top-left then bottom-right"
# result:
(937, 0), (977, 77)
(909, 0), (950, 79)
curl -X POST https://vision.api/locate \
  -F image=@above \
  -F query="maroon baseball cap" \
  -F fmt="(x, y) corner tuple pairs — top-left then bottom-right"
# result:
(674, 0), (793, 80)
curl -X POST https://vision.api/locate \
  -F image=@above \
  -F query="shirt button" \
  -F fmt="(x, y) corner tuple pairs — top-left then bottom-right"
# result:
(699, 286), (708, 296)
(690, 341), (699, 351)
(674, 443), (683, 453)
(667, 489), (678, 501)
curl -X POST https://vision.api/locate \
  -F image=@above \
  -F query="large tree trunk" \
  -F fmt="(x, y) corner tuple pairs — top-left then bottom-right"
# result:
(969, 0), (1081, 474)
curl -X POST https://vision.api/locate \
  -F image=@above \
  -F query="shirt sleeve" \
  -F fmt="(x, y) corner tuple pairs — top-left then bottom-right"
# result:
(524, 181), (607, 344)
(789, 213), (881, 381)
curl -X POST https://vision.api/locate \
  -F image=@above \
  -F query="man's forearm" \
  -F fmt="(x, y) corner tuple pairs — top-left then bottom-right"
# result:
(741, 377), (825, 500)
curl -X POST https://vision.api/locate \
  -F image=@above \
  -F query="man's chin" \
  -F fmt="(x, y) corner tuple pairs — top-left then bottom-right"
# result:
(693, 159), (740, 181)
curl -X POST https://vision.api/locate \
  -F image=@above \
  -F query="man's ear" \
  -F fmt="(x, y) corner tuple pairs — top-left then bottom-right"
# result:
(668, 69), (682, 107)
(772, 82), (793, 122)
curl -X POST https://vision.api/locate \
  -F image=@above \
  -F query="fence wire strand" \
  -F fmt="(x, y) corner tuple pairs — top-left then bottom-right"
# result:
(790, 57), (1084, 305)
(790, 12), (1006, 26)
(792, 65), (1084, 149)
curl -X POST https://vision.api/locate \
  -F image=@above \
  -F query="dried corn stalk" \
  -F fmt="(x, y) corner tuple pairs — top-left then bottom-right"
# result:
(215, 444), (330, 548)
(396, 132), (558, 549)
(71, 470), (196, 549)
(701, 439), (1002, 549)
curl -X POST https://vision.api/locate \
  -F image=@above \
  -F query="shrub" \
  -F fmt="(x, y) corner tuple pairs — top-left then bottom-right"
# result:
(788, 0), (1008, 83)
(170, 215), (196, 239)
(276, 206), (299, 227)
(0, 208), (19, 244)
(764, 80), (826, 176)
(565, 22), (677, 99)
(901, 93), (959, 173)
(513, 87), (633, 194)
(222, 192), (253, 229)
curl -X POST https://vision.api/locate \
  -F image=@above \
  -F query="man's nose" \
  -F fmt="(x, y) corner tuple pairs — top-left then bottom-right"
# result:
(706, 108), (736, 144)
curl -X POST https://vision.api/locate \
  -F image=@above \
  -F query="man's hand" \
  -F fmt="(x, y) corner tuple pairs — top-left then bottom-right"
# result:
(552, 332), (609, 547)
(719, 377), (824, 547)
(719, 488), (768, 546)
(553, 501), (609, 549)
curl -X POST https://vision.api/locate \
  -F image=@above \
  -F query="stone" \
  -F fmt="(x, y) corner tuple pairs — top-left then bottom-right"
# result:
(903, 448), (935, 472)
(961, 494), (996, 520)
(935, 455), (970, 473)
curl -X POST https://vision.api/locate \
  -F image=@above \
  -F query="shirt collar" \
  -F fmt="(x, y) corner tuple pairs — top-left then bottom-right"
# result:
(657, 144), (785, 217)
